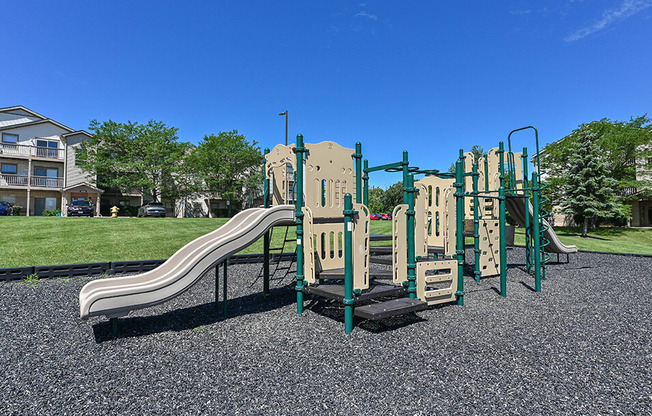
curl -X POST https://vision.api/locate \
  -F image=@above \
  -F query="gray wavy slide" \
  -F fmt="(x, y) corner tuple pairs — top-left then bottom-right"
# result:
(79, 205), (295, 319)
(505, 197), (578, 254)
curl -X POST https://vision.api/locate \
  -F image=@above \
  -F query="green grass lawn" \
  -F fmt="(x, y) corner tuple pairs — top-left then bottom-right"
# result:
(0, 217), (650, 268)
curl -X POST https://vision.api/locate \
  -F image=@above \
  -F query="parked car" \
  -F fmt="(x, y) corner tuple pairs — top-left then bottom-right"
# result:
(138, 202), (167, 217)
(370, 213), (381, 220)
(67, 200), (94, 217)
(0, 201), (10, 216)
(379, 213), (392, 220)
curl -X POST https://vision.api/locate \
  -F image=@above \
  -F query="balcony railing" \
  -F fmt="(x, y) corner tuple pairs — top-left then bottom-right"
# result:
(0, 143), (64, 160)
(0, 174), (63, 188)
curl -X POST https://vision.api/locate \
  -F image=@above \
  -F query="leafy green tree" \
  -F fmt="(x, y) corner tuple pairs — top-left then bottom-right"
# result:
(540, 115), (652, 209)
(382, 181), (404, 212)
(185, 130), (262, 215)
(77, 119), (191, 202)
(560, 128), (625, 237)
(367, 186), (384, 213)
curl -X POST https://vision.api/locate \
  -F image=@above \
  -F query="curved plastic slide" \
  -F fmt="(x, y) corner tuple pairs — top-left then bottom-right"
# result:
(79, 205), (295, 319)
(505, 197), (577, 254)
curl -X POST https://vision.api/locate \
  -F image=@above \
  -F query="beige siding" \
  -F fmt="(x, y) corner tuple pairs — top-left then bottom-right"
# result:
(64, 133), (95, 187)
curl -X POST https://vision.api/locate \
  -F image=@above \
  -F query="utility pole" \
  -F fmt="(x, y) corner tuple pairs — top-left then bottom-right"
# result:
(279, 111), (288, 145)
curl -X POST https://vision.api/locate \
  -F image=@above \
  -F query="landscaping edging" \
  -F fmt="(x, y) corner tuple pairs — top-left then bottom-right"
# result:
(0, 252), (297, 282)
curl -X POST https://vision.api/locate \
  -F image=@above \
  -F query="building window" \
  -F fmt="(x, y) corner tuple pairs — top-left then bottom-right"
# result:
(34, 167), (59, 177)
(2, 133), (18, 148)
(1, 164), (17, 175)
(35, 139), (59, 158)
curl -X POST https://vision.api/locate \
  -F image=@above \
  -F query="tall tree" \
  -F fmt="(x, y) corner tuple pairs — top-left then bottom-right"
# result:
(77, 119), (191, 202)
(185, 130), (262, 215)
(367, 186), (384, 213)
(560, 128), (624, 237)
(382, 181), (404, 212)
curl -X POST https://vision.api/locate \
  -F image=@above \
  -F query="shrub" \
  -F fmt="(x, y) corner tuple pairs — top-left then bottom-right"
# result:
(12, 205), (22, 216)
(41, 209), (62, 217)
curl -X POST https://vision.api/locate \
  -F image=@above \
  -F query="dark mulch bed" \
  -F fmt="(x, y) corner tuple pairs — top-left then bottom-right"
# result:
(1, 248), (650, 415)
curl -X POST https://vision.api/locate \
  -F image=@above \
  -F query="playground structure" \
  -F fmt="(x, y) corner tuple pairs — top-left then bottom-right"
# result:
(79, 127), (577, 334)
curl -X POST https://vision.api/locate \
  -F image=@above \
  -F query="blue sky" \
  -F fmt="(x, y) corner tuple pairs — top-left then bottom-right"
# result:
(2, 1), (651, 186)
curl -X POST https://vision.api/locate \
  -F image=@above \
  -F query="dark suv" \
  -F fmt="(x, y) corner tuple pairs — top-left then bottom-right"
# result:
(137, 202), (167, 217)
(68, 200), (94, 217)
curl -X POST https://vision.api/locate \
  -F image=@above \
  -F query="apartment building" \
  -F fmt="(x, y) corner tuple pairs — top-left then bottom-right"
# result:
(0, 106), (102, 216)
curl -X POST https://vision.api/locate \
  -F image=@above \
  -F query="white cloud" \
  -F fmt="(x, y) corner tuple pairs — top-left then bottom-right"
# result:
(565, 0), (651, 42)
(509, 9), (532, 16)
(355, 11), (378, 20)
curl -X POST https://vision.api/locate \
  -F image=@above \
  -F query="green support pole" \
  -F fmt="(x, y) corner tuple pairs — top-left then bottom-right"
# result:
(454, 155), (465, 306)
(402, 151), (409, 203)
(472, 162), (481, 283)
(532, 173), (542, 292)
(111, 318), (118, 336)
(354, 142), (362, 204)
(498, 142), (507, 297)
(405, 173), (417, 299)
(263, 148), (270, 296)
(363, 159), (369, 207)
(223, 260), (228, 317)
(343, 193), (357, 334)
(521, 148), (532, 274)
(294, 134), (307, 315)
(484, 157), (489, 192)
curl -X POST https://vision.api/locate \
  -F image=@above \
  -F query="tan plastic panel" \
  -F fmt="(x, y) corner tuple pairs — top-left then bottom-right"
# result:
(304, 141), (355, 217)
(463, 151), (475, 217)
(311, 221), (345, 276)
(392, 204), (407, 285)
(479, 219), (500, 277)
(415, 176), (455, 249)
(416, 259), (458, 306)
(414, 183), (428, 259)
(266, 144), (296, 206)
(353, 203), (370, 290)
(444, 188), (456, 257)
(302, 207), (316, 285)
(79, 205), (296, 319)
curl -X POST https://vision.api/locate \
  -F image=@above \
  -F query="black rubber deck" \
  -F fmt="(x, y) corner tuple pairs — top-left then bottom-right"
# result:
(317, 264), (393, 280)
(304, 283), (407, 302)
(354, 298), (428, 320)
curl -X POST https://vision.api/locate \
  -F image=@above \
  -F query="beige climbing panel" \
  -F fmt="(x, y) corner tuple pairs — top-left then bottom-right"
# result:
(392, 204), (407, 285)
(266, 144), (296, 206)
(304, 141), (356, 218)
(302, 206), (316, 285)
(416, 259), (458, 306)
(414, 183), (428, 259)
(353, 203), (370, 290)
(478, 219), (500, 277)
(443, 188), (456, 257)
(415, 176), (455, 250)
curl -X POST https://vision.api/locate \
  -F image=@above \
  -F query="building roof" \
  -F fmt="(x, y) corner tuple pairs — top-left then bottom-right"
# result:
(0, 105), (75, 133)
(62, 182), (104, 193)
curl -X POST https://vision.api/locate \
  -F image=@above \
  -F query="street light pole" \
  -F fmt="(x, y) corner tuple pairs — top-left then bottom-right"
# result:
(279, 111), (288, 145)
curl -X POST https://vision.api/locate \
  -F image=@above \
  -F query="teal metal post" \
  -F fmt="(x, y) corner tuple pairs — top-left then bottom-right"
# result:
(521, 148), (532, 274)
(263, 148), (270, 296)
(294, 134), (307, 314)
(363, 159), (369, 207)
(223, 260), (228, 317)
(405, 173), (417, 299)
(214, 264), (219, 310)
(472, 162), (481, 282)
(343, 193), (356, 334)
(354, 142), (362, 204)
(110, 318), (118, 336)
(454, 155), (465, 306)
(498, 142), (507, 297)
(402, 151), (409, 203)
(532, 173), (542, 292)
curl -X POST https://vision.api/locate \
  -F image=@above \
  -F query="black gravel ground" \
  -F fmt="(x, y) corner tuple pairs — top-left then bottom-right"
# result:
(1, 248), (650, 415)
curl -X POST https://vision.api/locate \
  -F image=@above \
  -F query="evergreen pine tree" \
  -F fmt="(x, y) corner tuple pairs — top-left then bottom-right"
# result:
(561, 126), (623, 237)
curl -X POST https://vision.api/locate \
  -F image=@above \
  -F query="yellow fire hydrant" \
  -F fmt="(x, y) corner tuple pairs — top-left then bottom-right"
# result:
(111, 206), (119, 218)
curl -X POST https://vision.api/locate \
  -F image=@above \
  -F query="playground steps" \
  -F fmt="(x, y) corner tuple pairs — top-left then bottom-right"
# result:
(354, 298), (428, 320)
(305, 282), (407, 302)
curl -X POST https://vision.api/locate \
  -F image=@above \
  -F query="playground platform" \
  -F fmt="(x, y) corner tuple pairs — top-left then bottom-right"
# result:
(1, 247), (649, 415)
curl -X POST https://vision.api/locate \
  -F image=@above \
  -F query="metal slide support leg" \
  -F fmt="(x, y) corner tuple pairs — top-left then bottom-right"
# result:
(532, 173), (542, 292)
(343, 193), (357, 334)
(498, 142), (507, 297)
(214, 264), (219, 310)
(223, 260), (228, 317)
(111, 318), (118, 336)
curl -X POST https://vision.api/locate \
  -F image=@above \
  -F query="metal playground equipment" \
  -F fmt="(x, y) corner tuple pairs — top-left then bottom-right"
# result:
(79, 127), (577, 334)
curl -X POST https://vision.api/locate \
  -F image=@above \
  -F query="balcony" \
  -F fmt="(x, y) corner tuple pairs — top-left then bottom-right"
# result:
(0, 143), (64, 160)
(0, 174), (63, 189)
